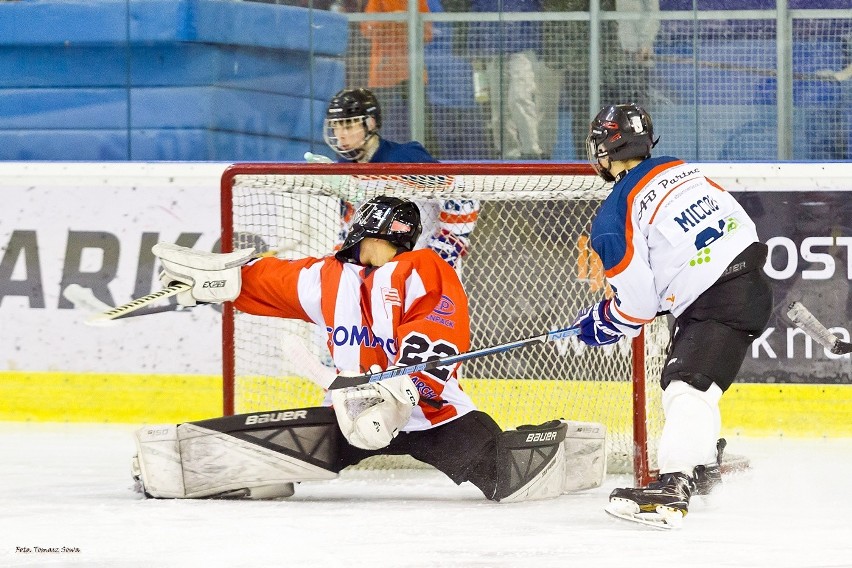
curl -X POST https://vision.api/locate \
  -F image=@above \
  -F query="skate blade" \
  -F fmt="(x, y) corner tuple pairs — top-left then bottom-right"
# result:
(604, 498), (683, 530)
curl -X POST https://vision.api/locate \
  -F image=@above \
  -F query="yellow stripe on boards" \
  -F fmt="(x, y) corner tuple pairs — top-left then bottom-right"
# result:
(0, 372), (221, 423)
(1, 371), (851, 438)
(722, 383), (852, 437)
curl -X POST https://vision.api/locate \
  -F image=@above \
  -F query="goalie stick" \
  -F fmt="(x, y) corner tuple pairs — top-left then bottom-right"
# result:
(786, 301), (852, 355)
(328, 327), (581, 390)
(63, 284), (190, 325)
(83, 283), (191, 325)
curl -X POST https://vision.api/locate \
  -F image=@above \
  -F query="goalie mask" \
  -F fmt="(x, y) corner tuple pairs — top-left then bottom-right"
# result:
(586, 103), (657, 182)
(335, 196), (422, 265)
(324, 88), (382, 162)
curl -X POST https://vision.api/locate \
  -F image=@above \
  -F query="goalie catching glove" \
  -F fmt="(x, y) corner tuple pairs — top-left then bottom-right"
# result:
(152, 242), (255, 306)
(331, 366), (419, 450)
(426, 229), (469, 269)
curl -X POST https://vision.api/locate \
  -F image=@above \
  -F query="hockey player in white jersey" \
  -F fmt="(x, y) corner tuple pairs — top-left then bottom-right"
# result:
(575, 103), (772, 528)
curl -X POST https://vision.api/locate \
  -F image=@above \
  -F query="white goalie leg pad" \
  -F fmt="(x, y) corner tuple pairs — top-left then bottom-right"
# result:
(495, 420), (607, 503)
(151, 242), (255, 306)
(133, 422), (338, 499)
(561, 420), (607, 492)
(133, 425), (185, 498)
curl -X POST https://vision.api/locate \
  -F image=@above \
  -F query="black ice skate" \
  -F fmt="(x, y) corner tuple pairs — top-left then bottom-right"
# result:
(694, 438), (725, 497)
(693, 463), (722, 496)
(605, 472), (695, 529)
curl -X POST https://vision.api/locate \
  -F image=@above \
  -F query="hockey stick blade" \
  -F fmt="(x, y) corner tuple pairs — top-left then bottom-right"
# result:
(85, 283), (190, 326)
(64, 284), (189, 325)
(786, 301), (852, 355)
(63, 284), (116, 318)
(328, 327), (581, 390)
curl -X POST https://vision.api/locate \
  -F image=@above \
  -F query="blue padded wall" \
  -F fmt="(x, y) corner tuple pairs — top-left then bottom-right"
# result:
(651, 30), (850, 160)
(0, 0), (348, 161)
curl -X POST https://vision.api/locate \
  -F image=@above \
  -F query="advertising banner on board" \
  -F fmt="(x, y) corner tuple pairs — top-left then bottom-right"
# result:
(0, 163), (850, 383)
(0, 163), (228, 375)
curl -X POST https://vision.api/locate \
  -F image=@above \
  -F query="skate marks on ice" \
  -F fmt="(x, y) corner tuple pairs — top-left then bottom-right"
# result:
(4, 426), (852, 568)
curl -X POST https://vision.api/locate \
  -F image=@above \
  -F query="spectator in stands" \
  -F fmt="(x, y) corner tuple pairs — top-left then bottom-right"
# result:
(466, 0), (551, 160)
(542, 0), (659, 159)
(360, 0), (433, 144)
(604, 0), (660, 105)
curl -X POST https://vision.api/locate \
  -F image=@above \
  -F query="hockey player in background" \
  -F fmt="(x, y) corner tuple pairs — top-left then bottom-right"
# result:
(306, 87), (478, 271)
(574, 103), (772, 528)
(132, 196), (606, 502)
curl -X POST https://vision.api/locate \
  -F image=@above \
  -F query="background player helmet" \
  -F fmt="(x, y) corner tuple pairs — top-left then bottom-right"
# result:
(586, 103), (656, 182)
(335, 196), (423, 264)
(324, 88), (382, 161)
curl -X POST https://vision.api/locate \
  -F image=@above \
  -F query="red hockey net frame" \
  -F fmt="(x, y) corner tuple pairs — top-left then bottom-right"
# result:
(220, 162), (661, 486)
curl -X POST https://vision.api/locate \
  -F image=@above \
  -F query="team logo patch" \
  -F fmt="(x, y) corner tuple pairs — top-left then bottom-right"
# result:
(382, 287), (401, 318)
(433, 295), (455, 316)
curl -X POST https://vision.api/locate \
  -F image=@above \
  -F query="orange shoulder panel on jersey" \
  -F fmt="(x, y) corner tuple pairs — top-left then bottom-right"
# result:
(395, 248), (470, 354)
(393, 249), (471, 423)
(234, 256), (323, 321)
(604, 160), (684, 279)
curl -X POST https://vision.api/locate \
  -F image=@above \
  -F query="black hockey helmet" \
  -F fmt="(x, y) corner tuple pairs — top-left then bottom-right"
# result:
(586, 103), (656, 182)
(335, 196), (422, 264)
(324, 88), (382, 161)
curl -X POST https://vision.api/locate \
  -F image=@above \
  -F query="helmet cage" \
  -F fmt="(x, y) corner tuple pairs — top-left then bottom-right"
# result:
(324, 116), (374, 161)
(335, 197), (422, 264)
(324, 88), (382, 161)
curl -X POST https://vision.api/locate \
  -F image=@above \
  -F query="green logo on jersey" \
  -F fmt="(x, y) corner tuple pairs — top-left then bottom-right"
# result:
(690, 248), (711, 267)
(726, 217), (740, 232)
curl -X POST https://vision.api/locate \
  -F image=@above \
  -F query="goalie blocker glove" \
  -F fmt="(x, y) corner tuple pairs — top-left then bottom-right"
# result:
(152, 242), (255, 306)
(331, 366), (420, 450)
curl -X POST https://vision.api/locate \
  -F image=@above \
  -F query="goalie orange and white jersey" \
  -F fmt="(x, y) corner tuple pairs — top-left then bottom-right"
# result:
(234, 248), (476, 431)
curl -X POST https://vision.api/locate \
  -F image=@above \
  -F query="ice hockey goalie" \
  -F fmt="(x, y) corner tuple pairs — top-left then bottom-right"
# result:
(130, 406), (607, 502)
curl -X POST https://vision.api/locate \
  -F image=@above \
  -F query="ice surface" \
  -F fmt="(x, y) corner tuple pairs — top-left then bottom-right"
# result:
(2, 423), (851, 568)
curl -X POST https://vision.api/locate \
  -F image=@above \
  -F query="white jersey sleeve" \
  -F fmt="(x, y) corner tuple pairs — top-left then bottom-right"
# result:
(590, 157), (760, 327)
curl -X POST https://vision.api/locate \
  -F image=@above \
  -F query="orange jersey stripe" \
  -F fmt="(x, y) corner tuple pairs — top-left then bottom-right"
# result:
(649, 175), (727, 225)
(605, 160), (684, 279)
(612, 302), (655, 324)
(648, 179), (691, 225)
(706, 178), (727, 192)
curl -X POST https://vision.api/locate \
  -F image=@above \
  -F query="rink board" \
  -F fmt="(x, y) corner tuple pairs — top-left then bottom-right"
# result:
(2, 370), (851, 438)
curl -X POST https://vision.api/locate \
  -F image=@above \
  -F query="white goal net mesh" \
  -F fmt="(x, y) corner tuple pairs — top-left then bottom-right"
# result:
(222, 164), (668, 477)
